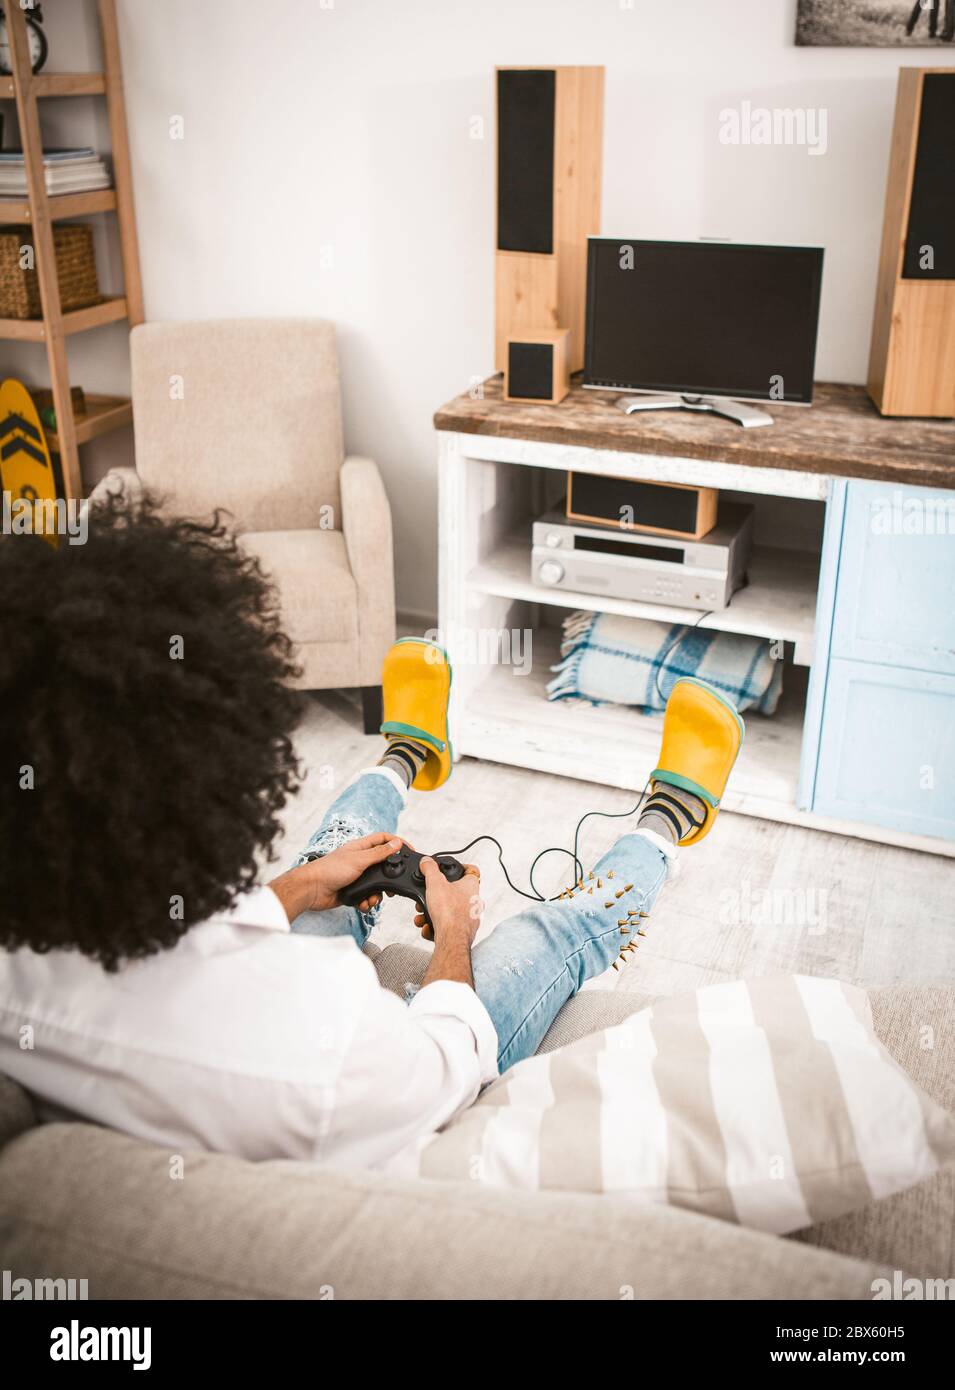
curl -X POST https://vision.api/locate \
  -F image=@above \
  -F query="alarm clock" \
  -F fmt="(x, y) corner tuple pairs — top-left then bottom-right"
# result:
(0, 4), (49, 76)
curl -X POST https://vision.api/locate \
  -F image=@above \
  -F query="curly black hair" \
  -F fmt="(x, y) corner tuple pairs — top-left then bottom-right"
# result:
(1, 489), (303, 970)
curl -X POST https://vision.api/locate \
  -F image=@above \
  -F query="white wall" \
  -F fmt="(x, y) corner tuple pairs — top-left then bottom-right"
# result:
(21, 0), (951, 617)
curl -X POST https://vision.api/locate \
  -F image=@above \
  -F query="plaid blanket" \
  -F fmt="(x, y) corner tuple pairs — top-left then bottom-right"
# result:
(546, 610), (783, 715)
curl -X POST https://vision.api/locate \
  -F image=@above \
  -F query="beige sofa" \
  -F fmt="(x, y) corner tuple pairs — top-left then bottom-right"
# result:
(121, 318), (396, 731)
(1, 943), (951, 1300)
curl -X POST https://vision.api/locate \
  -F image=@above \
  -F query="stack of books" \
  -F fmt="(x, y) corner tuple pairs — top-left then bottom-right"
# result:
(0, 148), (112, 197)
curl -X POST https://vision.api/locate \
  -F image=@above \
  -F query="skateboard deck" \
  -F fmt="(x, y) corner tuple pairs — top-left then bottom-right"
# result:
(0, 378), (62, 548)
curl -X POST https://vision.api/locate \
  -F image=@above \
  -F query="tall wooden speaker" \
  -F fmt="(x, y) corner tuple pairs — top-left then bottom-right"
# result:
(868, 68), (955, 418)
(495, 66), (603, 375)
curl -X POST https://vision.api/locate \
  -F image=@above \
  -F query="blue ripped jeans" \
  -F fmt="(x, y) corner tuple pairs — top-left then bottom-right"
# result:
(290, 770), (671, 1075)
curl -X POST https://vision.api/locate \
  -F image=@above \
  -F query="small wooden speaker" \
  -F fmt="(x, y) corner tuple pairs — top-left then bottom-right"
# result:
(567, 471), (719, 540)
(868, 68), (955, 418)
(504, 328), (570, 404)
(495, 66), (603, 375)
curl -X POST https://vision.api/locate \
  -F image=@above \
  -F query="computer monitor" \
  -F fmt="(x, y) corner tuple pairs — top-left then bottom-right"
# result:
(583, 238), (824, 406)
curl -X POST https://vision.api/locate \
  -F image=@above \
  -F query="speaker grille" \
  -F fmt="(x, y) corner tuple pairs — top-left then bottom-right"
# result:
(903, 73), (955, 281)
(508, 342), (554, 400)
(497, 69), (555, 255)
(569, 474), (699, 533)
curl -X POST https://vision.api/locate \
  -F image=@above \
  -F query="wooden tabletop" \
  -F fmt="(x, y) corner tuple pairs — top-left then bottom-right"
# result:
(434, 377), (955, 490)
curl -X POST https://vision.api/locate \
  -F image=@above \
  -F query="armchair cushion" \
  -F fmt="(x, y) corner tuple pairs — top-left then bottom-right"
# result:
(126, 320), (397, 696)
(241, 530), (357, 646)
(130, 319), (344, 533)
(341, 456), (397, 687)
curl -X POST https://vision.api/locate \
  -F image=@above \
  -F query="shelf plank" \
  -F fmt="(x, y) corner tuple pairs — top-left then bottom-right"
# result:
(0, 295), (127, 340)
(460, 626), (808, 813)
(455, 609), (955, 855)
(0, 188), (116, 221)
(63, 295), (127, 335)
(42, 393), (132, 452)
(0, 73), (106, 98)
(468, 530), (819, 664)
(0, 314), (46, 340)
(435, 375), (955, 492)
(460, 643), (955, 854)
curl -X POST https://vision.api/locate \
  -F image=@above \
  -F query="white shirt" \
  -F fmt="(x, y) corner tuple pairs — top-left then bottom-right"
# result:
(0, 887), (499, 1170)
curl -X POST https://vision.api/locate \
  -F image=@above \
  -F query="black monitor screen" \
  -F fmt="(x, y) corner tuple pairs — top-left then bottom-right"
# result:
(584, 239), (824, 404)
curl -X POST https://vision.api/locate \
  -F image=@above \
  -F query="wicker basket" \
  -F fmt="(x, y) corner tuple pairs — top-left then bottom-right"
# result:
(0, 223), (102, 319)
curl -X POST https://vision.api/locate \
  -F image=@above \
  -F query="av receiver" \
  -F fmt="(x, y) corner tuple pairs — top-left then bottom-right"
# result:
(531, 504), (753, 611)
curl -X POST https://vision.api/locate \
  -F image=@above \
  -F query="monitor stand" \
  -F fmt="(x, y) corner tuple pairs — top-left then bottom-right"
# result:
(614, 393), (773, 429)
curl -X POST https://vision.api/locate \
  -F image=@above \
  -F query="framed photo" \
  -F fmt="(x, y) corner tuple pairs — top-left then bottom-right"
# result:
(796, 1), (955, 46)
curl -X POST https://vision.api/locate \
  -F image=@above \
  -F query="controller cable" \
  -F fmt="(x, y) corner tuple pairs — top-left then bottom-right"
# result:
(436, 610), (713, 902)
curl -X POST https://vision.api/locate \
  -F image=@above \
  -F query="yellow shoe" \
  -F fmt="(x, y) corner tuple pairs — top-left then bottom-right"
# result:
(380, 637), (453, 791)
(650, 677), (744, 845)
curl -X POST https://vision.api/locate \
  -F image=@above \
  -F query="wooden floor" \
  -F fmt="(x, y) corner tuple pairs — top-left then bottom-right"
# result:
(269, 686), (955, 994)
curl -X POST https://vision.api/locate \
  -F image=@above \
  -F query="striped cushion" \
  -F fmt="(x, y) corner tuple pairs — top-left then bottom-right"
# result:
(416, 976), (955, 1236)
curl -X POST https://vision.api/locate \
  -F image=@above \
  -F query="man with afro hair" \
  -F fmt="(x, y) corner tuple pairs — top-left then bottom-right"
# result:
(0, 489), (740, 1169)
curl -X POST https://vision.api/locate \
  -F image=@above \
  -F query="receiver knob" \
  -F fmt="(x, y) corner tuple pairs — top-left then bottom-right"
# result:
(538, 559), (564, 586)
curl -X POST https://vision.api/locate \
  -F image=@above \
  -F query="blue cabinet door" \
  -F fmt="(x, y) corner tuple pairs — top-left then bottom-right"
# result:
(830, 482), (955, 676)
(813, 658), (955, 839)
(798, 480), (846, 810)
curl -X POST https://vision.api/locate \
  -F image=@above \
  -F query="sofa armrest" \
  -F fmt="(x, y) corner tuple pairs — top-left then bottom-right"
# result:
(87, 466), (144, 508)
(0, 1121), (897, 1300)
(340, 455), (396, 686)
(0, 1075), (35, 1152)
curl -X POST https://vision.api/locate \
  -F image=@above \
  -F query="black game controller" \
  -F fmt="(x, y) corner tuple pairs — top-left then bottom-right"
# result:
(340, 844), (466, 920)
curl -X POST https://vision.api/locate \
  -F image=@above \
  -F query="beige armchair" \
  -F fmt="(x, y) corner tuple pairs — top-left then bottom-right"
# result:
(104, 319), (395, 731)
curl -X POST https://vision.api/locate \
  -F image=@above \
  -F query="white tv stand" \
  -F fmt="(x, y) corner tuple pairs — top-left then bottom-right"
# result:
(432, 374), (955, 858)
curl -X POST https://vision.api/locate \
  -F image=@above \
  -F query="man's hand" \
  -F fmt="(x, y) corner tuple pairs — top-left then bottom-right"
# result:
(417, 857), (483, 990)
(269, 833), (407, 922)
(413, 859), (482, 944)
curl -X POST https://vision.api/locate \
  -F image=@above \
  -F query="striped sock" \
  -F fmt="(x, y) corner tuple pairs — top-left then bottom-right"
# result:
(638, 783), (707, 845)
(377, 736), (430, 789)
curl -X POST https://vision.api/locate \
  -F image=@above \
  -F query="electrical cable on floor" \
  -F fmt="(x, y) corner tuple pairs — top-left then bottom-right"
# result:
(437, 610), (714, 901)
(437, 775), (652, 904)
